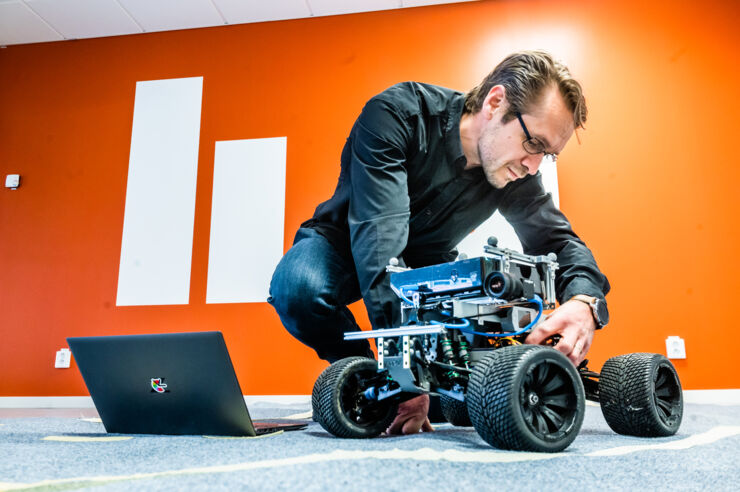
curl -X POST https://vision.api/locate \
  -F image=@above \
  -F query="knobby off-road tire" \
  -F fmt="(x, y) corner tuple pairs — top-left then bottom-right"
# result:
(440, 395), (472, 426)
(599, 353), (683, 437)
(311, 357), (398, 438)
(311, 366), (330, 425)
(467, 345), (585, 452)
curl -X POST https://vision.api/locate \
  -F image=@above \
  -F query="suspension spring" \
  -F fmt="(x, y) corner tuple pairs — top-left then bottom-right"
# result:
(438, 331), (459, 379)
(457, 338), (470, 368)
(439, 332), (456, 364)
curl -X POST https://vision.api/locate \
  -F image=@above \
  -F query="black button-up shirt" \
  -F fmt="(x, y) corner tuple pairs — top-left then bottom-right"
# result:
(300, 82), (610, 329)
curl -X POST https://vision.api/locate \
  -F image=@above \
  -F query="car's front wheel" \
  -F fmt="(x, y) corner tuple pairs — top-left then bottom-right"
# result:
(312, 357), (398, 438)
(467, 345), (585, 452)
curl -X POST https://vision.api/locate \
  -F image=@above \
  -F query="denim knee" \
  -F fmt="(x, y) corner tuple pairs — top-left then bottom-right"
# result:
(267, 229), (368, 362)
(268, 266), (372, 363)
(270, 268), (325, 326)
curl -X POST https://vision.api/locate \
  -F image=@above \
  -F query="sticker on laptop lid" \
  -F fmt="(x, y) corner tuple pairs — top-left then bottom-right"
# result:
(150, 378), (168, 393)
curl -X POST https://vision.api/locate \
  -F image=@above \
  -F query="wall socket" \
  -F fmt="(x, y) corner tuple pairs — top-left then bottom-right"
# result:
(665, 336), (686, 359)
(5, 174), (20, 189)
(55, 348), (71, 368)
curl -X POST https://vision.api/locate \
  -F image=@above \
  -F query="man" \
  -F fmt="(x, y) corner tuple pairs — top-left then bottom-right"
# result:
(268, 50), (610, 435)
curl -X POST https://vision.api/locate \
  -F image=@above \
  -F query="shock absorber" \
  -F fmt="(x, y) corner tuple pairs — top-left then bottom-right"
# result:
(457, 337), (470, 369)
(439, 331), (457, 365)
(438, 330), (460, 379)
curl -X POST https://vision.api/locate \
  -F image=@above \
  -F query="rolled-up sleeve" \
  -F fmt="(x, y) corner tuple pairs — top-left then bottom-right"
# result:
(499, 173), (610, 302)
(347, 98), (412, 329)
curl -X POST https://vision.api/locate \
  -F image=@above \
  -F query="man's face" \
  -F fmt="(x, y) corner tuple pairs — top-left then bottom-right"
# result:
(478, 86), (575, 189)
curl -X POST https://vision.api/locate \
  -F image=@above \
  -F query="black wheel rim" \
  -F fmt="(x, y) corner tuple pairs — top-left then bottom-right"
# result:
(339, 368), (391, 427)
(653, 363), (682, 426)
(519, 360), (578, 442)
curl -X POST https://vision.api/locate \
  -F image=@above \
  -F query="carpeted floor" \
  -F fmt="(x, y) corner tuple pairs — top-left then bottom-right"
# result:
(1, 401), (739, 491)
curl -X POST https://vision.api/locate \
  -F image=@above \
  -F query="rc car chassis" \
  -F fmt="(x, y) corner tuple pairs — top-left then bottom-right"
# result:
(312, 237), (684, 452)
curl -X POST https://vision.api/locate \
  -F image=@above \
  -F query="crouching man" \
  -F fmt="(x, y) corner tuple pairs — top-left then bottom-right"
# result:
(268, 50), (610, 434)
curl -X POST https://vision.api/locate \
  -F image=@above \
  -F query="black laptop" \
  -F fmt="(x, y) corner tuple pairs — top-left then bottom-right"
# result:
(67, 331), (307, 436)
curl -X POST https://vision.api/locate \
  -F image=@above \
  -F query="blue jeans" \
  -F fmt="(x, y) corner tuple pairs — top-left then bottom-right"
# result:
(268, 228), (373, 363)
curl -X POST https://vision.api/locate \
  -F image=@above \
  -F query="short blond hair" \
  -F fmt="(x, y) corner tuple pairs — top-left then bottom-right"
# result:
(464, 50), (587, 128)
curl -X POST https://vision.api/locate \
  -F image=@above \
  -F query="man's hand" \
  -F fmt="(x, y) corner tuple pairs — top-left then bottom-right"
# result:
(524, 299), (596, 366)
(385, 394), (434, 435)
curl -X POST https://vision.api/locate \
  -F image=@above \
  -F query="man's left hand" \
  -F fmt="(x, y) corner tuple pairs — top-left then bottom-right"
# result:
(524, 299), (596, 366)
(385, 394), (434, 435)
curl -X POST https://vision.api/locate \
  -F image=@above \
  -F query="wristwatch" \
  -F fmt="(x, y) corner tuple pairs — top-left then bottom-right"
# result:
(570, 294), (609, 329)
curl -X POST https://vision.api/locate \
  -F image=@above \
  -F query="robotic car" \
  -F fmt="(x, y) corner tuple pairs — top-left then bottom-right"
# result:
(312, 237), (683, 452)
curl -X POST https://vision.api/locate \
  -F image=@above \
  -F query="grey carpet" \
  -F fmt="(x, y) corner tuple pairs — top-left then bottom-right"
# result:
(1, 402), (738, 491)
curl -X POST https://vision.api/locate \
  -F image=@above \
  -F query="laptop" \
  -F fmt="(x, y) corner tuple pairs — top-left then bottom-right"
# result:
(66, 331), (308, 436)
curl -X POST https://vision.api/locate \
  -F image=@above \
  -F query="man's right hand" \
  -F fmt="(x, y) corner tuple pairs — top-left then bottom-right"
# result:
(385, 394), (434, 435)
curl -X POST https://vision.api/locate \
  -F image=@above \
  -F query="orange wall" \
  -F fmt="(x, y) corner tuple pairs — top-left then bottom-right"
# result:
(1, 0), (738, 396)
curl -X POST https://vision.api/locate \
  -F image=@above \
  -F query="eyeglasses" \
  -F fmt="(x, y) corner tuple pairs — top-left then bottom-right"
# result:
(516, 112), (558, 162)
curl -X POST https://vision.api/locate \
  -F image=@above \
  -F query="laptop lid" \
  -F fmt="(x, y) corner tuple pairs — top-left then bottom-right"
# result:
(67, 331), (297, 436)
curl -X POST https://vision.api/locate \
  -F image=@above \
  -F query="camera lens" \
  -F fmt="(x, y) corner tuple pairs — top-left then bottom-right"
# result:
(484, 272), (523, 299)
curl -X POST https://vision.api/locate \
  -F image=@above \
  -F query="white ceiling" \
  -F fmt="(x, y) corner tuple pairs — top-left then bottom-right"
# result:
(0, 0), (476, 46)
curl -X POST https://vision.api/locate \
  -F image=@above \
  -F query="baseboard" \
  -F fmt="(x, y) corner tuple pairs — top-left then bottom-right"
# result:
(0, 395), (311, 409)
(0, 391), (737, 408)
(682, 390), (740, 405)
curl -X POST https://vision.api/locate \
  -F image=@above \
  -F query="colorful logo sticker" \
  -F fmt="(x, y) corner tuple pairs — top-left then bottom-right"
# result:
(151, 378), (168, 393)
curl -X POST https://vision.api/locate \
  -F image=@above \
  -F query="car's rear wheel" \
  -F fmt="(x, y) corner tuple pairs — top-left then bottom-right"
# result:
(599, 353), (683, 436)
(440, 395), (472, 426)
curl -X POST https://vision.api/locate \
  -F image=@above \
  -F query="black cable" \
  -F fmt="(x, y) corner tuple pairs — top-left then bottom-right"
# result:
(429, 360), (472, 374)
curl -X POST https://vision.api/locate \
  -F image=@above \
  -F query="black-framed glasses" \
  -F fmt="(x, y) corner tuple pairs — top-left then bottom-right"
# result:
(516, 112), (558, 162)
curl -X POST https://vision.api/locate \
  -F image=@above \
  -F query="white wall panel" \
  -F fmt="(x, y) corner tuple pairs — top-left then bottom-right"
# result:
(456, 158), (560, 257)
(116, 77), (203, 306)
(206, 138), (287, 304)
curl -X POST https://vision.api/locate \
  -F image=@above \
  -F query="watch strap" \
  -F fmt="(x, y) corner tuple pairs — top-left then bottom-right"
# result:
(570, 294), (605, 329)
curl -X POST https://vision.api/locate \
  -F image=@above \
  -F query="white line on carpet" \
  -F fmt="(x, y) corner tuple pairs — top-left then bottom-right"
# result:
(3, 426), (739, 491)
(282, 411), (313, 419)
(586, 425), (740, 456)
(42, 436), (133, 442)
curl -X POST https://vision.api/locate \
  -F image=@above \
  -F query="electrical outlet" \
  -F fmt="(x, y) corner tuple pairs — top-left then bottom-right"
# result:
(666, 336), (686, 359)
(5, 174), (20, 189)
(55, 348), (71, 368)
